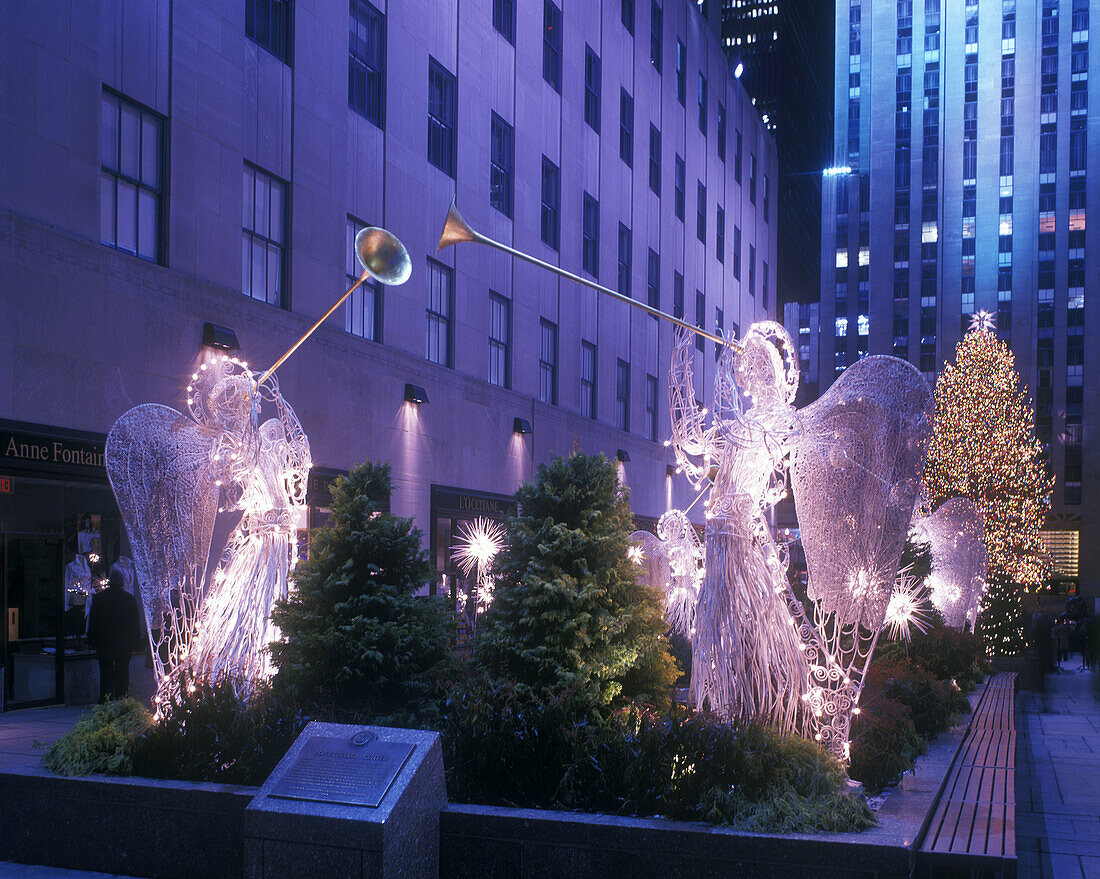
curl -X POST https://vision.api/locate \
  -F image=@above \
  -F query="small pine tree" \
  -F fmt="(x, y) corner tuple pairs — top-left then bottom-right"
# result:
(270, 462), (454, 722)
(478, 453), (680, 707)
(978, 569), (1027, 658)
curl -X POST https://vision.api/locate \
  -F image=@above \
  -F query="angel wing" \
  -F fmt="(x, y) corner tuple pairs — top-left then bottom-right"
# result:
(912, 497), (987, 629)
(790, 356), (934, 632)
(105, 404), (221, 643)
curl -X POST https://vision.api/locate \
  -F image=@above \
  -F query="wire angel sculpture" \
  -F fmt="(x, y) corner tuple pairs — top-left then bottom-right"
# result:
(106, 353), (310, 703)
(911, 497), (988, 630)
(652, 321), (933, 759)
(631, 509), (704, 637)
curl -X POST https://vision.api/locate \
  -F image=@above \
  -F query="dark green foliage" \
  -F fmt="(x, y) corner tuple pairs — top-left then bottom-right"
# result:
(130, 678), (305, 785)
(441, 676), (874, 832)
(867, 657), (970, 739)
(899, 536), (933, 585)
(270, 462), (455, 724)
(876, 625), (989, 692)
(979, 569), (1029, 658)
(41, 698), (152, 776)
(478, 454), (680, 708)
(847, 693), (925, 794)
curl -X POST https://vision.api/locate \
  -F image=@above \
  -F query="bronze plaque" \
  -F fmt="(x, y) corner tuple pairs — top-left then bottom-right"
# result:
(269, 735), (415, 808)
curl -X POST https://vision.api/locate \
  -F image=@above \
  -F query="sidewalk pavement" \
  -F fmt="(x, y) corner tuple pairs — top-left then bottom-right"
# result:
(0, 863), (139, 879)
(1017, 661), (1100, 879)
(0, 705), (84, 770)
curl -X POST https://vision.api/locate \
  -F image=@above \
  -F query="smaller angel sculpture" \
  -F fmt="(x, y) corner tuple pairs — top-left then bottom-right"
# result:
(911, 497), (988, 631)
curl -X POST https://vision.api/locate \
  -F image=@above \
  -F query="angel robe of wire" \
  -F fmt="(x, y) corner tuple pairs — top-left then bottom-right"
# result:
(667, 323), (809, 731)
(106, 355), (310, 702)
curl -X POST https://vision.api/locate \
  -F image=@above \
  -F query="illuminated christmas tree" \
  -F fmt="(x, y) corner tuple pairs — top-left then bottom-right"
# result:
(923, 326), (1052, 655)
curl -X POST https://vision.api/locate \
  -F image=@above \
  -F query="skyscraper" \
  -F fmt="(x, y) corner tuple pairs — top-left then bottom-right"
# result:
(722, 0), (833, 401)
(821, 0), (1096, 598)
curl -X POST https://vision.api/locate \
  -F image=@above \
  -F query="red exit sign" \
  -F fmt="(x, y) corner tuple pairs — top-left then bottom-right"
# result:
(0, 475), (11, 494)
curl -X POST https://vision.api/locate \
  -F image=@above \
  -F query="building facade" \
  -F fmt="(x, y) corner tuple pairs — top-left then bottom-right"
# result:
(820, 0), (1097, 598)
(0, 0), (774, 707)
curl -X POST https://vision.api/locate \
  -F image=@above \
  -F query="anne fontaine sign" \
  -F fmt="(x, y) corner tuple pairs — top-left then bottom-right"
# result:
(0, 420), (108, 476)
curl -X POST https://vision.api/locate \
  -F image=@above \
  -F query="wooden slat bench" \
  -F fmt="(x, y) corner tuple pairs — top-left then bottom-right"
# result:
(916, 671), (1017, 878)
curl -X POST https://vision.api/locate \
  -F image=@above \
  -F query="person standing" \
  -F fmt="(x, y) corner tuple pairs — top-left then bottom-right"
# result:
(85, 564), (145, 701)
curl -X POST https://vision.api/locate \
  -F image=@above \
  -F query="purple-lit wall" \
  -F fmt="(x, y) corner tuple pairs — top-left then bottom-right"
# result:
(0, 1), (774, 551)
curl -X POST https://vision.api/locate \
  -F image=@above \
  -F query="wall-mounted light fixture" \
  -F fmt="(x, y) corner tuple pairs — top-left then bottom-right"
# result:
(202, 322), (240, 351)
(616, 449), (631, 463)
(666, 464), (677, 477)
(513, 417), (533, 435)
(404, 383), (430, 404)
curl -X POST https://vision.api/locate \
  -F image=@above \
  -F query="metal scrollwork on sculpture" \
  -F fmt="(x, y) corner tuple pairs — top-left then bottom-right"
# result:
(659, 321), (934, 760)
(107, 356), (311, 702)
(106, 225), (410, 705)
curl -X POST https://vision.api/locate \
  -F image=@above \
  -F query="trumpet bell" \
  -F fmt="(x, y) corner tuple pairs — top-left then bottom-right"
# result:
(355, 227), (412, 286)
(437, 199), (480, 251)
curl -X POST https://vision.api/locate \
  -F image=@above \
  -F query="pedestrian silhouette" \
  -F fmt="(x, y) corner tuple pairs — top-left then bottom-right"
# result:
(86, 564), (145, 701)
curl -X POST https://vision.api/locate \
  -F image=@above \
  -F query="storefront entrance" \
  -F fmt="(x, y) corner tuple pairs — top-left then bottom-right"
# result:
(0, 419), (128, 709)
(1, 535), (63, 707)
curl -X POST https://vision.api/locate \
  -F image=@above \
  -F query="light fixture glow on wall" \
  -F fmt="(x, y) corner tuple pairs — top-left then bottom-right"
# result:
(616, 449), (631, 463)
(513, 417), (533, 435)
(404, 383), (430, 405)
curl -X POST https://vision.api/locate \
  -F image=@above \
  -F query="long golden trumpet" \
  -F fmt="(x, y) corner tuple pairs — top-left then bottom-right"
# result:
(437, 200), (741, 351)
(256, 227), (412, 386)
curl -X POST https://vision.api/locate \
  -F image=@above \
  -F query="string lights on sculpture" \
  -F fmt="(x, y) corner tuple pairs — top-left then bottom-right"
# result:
(910, 497), (987, 630)
(106, 227), (410, 705)
(883, 574), (932, 643)
(640, 322), (934, 760)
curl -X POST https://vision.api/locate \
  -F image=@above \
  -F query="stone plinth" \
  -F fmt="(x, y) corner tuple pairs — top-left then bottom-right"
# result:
(244, 722), (444, 879)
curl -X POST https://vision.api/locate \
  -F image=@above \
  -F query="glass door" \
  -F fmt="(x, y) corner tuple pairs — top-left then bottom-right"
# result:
(2, 535), (63, 708)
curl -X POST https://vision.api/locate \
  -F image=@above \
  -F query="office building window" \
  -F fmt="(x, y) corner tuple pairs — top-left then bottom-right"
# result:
(714, 307), (723, 361)
(648, 125), (661, 195)
(674, 154), (685, 220)
(717, 103), (726, 160)
(241, 163), (286, 305)
(619, 89), (634, 167)
(584, 47), (600, 132)
(581, 341), (597, 419)
(645, 374), (658, 441)
(246, 0), (291, 64)
(696, 181), (706, 242)
(493, 0), (515, 44)
(676, 40), (686, 105)
(694, 290), (705, 352)
(541, 157), (560, 250)
(650, 2), (662, 71)
(582, 192), (599, 276)
(733, 225), (741, 279)
(734, 129), (742, 182)
(618, 222), (632, 298)
(716, 205), (725, 263)
(489, 112), (514, 217)
(762, 261), (769, 310)
(698, 73), (707, 134)
(622, 0), (634, 33)
(428, 58), (456, 177)
(426, 258), (453, 366)
(543, 1), (562, 92)
(673, 271), (684, 319)
(647, 248), (660, 308)
(349, 0), (384, 127)
(763, 174), (770, 222)
(616, 360), (630, 430)
(748, 244), (755, 296)
(345, 217), (382, 342)
(101, 90), (164, 263)
(539, 319), (558, 404)
(488, 291), (511, 388)
(749, 153), (757, 204)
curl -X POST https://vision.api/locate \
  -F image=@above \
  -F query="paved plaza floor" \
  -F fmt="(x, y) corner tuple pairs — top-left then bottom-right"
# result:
(1017, 661), (1100, 879)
